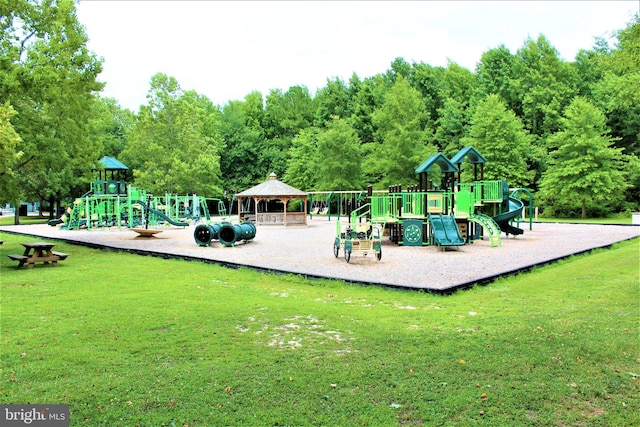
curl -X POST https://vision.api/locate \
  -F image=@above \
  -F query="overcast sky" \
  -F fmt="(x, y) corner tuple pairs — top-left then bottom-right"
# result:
(75, 1), (638, 112)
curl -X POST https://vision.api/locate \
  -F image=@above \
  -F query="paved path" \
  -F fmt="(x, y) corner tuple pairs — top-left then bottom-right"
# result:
(1, 219), (638, 292)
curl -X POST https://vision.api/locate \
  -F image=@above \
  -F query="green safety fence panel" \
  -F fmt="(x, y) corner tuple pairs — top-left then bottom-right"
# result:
(454, 190), (474, 219)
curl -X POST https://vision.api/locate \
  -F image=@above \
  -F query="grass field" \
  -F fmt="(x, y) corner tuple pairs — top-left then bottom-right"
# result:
(0, 231), (638, 426)
(0, 215), (50, 226)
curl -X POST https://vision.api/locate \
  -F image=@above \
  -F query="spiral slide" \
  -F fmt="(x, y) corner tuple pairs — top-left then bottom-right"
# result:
(493, 197), (524, 236)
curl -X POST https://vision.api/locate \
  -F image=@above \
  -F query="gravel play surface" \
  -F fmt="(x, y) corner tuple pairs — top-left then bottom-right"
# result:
(2, 219), (638, 292)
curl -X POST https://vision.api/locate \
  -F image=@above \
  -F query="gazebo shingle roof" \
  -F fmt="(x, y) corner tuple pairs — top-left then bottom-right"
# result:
(236, 173), (307, 198)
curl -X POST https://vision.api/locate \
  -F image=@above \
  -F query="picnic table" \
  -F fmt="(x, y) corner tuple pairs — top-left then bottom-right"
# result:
(8, 241), (68, 269)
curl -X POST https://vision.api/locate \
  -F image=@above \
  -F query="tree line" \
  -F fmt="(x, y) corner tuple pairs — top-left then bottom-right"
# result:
(2, 0), (638, 220)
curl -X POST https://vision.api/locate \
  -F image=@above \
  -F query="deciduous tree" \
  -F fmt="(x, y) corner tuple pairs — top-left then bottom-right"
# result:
(0, 103), (23, 205)
(369, 76), (434, 188)
(462, 94), (531, 187)
(316, 117), (362, 190)
(1, 0), (103, 221)
(539, 97), (629, 218)
(122, 73), (223, 196)
(283, 128), (319, 191)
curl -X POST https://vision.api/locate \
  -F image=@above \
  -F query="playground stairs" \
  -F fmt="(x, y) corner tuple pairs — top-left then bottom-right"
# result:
(469, 214), (502, 248)
(66, 203), (85, 230)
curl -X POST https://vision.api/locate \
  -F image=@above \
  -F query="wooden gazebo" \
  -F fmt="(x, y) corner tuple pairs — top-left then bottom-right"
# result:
(236, 173), (308, 226)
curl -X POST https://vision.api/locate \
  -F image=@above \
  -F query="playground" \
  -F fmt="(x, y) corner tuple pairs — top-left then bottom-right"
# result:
(2, 219), (638, 292)
(3, 148), (638, 292)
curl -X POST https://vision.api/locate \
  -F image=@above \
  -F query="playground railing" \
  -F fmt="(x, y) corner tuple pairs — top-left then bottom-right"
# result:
(472, 180), (503, 204)
(401, 192), (425, 217)
(370, 191), (455, 220)
(349, 203), (371, 225)
(370, 194), (401, 221)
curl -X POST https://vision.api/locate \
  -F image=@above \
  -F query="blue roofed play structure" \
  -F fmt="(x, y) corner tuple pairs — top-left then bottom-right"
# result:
(50, 156), (209, 230)
(99, 156), (129, 170)
(92, 156), (129, 195)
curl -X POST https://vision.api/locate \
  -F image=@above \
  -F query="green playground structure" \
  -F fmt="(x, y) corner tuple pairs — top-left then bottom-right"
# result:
(53, 185), (202, 230)
(49, 156), (229, 231)
(314, 146), (535, 250)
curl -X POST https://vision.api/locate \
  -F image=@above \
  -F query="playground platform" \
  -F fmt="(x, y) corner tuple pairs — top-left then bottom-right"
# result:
(1, 220), (638, 293)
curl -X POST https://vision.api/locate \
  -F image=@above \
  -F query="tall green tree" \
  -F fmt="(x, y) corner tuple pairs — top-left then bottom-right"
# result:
(313, 77), (351, 127)
(262, 86), (314, 177)
(0, 0), (103, 220)
(514, 35), (579, 139)
(0, 103), (23, 205)
(573, 37), (611, 100)
(369, 76), (433, 188)
(315, 117), (362, 190)
(539, 97), (629, 218)
(347, 74), (387, 144)
(441, 61), (477, 106)
(433, 62), (476, 155)
(219, 97), (268, 194)
(593, 17), (640, 157)
(283, 127), (319, 191)
(122, 73), (223, 196)
(87, 97), (135, 159)
(435, 98), (470, 157)
(475, 45), (521, 114)
(462, 94), (531, 187)
(242, 90), (265, 133)
(409, 62), (445, 123)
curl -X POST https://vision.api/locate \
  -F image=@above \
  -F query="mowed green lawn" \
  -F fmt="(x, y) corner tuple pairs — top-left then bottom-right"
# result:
(1, 231), (638, 426)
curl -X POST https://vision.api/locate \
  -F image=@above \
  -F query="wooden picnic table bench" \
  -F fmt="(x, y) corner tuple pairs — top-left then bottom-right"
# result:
(7, 241), (68, 269)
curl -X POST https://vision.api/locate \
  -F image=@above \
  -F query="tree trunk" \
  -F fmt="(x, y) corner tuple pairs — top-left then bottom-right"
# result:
(14, 205), (20, 225)
(581, 198), (586, 219)
(49, 197), (55, 220)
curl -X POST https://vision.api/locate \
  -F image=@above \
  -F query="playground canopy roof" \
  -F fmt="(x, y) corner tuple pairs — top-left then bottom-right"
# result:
(97, 156), (129, 170)
(449, 146), (487, 165)
(415, 153), (459, 174)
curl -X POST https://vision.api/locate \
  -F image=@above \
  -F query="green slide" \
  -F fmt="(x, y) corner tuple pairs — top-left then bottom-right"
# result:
(493, 197), (524, 235)
(428, 213), (466, 247)
(132, 200), (189, 227)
